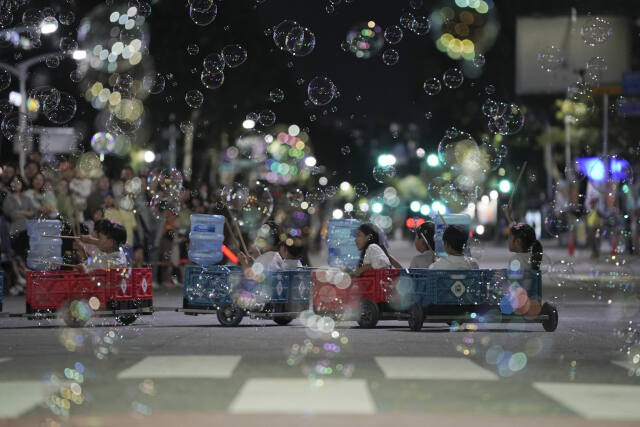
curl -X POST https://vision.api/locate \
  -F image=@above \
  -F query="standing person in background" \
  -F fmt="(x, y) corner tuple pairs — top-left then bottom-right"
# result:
(24, 173), (58, 219)
(2, 175), (36, 294)
(23, 160), (40, 186)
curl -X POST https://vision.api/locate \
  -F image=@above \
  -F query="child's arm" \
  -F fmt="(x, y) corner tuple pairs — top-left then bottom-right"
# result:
(388, 254), (403, 269)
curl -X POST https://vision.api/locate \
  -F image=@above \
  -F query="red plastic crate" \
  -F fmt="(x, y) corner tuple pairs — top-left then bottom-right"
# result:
(312, 269), (401, 313)
(26, 271), (69, 311)
(133, 268), (153, 301)
(68, 271), (107, 308)
(107, 268), (135, 301)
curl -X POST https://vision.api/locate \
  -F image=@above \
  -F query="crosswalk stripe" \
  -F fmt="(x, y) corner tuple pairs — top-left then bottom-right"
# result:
(611, 360), (640, 374)
(533, 382), (640, 420)
(0, 381), (47, 419)
(0, 358), (10, 364)
(375, 356), (499, 381)
(229, 378), (376, 414)
(117, 355), (241, 379)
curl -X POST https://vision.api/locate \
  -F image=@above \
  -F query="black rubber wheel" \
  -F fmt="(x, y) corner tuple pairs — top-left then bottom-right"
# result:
(541, 302), (558, 332)
(216, 303), (244, 327)
(116, 314), (138, 326)
(408, 303), (424, 332)
(273, 316), (294, 326)
(357, 300), (379, 329)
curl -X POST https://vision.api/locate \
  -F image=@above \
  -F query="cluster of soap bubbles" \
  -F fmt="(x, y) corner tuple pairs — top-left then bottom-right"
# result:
(147, 168), (184, 215)
(481, 98), (525, 136)
(188, 0), (218, 26)
(372, 165), (397, 183)
(44, 364), (86, 417)
(272, 20), (316, 57)
(399, 8), (431, 35)
(220, 181), (274, 233)
(423, 68), (463, 95)
(486, 345), (528, 377)
(584, 56), (608, 88)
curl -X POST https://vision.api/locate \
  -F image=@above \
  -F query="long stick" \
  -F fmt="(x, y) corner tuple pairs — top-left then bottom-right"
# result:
(225, 206), (250, 256)
(437, 211), (448, 227)
(41, 234), (79, 239)
(508, 161), (528, 209)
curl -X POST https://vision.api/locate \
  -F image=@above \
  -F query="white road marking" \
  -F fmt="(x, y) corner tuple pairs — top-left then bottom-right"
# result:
(533, 382), (640, 420)
(0, 381), (47, 418)
(0, 358), (10, 364)
(117, 355), (241, 379)
(375, 356), (499, 381)
(229, 378), (376, 414)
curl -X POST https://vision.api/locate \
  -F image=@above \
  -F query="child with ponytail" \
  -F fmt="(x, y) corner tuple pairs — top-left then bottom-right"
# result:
(508, 223), (543, 271)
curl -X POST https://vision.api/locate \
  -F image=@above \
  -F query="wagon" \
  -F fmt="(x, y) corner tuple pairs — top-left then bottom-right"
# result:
(404, 269), (558, 332)
(181, 264), (312, 326)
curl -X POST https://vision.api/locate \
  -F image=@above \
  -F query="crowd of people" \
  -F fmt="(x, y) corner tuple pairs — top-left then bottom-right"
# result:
(0, 153), (220, 295)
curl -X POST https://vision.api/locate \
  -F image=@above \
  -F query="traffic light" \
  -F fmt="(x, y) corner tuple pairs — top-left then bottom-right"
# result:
(498, 179), (512, 193)
(410, 200), (421, 212)
(426, 154), (440, 167)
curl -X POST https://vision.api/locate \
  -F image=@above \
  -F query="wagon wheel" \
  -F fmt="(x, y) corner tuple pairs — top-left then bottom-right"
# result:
(541, 302), (558, 332)
(407, 302), (424, 332)
(216, 303), (244, 327)
(357, 300), (379, 329)
(273, 316), (294, 326)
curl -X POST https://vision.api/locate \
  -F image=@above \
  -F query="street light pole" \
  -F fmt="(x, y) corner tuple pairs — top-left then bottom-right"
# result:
(0, 52), (71, 179)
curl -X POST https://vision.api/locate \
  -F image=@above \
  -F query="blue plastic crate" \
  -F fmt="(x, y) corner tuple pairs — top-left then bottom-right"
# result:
(239, 269), (312, 305)
(183, 265), (242, 309)
(485, 268), (542, 305)
(405, 269), (487, 307)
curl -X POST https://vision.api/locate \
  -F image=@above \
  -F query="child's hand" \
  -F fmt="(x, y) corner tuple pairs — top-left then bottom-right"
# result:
(238, 252), (253, 267)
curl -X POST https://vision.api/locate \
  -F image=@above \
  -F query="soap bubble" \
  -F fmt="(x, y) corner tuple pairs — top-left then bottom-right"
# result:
(410, 14), (430, 35)
(273, 20), (299, 50)
(307, 76), (336, 106)
(203, 52), (225, 71)
(472, 53), (486, 68)
(229, 182), (274, 231)
(581, 16), (612, 47)
(179, 120), (194, 134)
(269, 88), (285, 103)
(340, 146), (351, 155)
(58, 37), (78, 54)
(354, 182), (368, 197)
(1, 112), (33, 142)
(43, 91), (76, 124)
(481, 98), (499, 117)
(91, 131), (115, 154)
(185, 90), (204, 108)
(286, 188), (305, 208)
(222, 44), (247, 68)
(258, 109), (276, 127)
(384, 25), (403, 44)
(442, 68), (463, 89)
(201, 69), (224, 89)
(399, 9), (415, 29)
(382, 48), (399, 65)
(373, 165), (396, 183)
(285, 26), (316, 57)
(189, 4), (217, 26)
(501, 103), (524, 135)
(58, 10), (75, 25)
(69, 69), (84, 83)
(236, 129), (268, 162)
(537, 45), (563, 72)
(423, 77), (441, 95)
(188, 0), (215, 12)
(584, 56), (607, 88)
(0, 68), (11, 91)
(186, 42), (200, 55)
(437, 128), (479, 172)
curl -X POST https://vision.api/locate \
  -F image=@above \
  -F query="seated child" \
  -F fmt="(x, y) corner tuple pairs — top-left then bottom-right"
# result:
(410, 221), (436, 268)
(429, 225), (479, 270)
(350, 223), (391, 277)
(508, 223), (543, 272)
(279, 236), (304, 269)
(238, 221), (284, 271)
(75, 221), (128, 272)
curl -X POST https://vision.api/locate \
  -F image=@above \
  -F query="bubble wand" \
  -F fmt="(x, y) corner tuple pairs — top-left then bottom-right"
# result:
(225, 206), (251, 256)
(504, 161), (528, 224)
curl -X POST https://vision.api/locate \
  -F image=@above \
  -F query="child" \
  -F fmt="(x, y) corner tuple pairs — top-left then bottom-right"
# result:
(238, 221), (284, 271)
(410, 221), (436, 268)
(279, 236), (304, 269)
(75, 221), (128, 272)
(508, 223), (543, 271)
(429, 225), (479, 270)
(350, 223), (391, 277)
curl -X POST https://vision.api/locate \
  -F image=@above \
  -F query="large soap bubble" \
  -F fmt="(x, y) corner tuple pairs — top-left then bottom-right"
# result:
(307, 76), (337, 106)
(437, 128), (480, 172)
(285, 26), (316, 57)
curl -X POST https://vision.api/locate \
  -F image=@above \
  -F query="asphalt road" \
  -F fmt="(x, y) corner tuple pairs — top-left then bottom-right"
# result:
(1, 243), (639, 426)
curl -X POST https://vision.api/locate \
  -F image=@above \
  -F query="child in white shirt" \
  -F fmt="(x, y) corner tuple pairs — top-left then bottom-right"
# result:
(75, 221), (128, 272)
(410, 221), (436, 268)
(279, 236), (304, 269)
(430, 225), (479, 270)
(350, 223), (392, 276)
(239, 221), (284, 272)
(507, 223), (543, 274)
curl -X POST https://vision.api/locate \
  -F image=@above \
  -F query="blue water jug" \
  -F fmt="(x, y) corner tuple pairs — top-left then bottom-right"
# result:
(188, 214), (225, 266)
(327, 219), (361, 269)
(26, 220), (62, 270)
